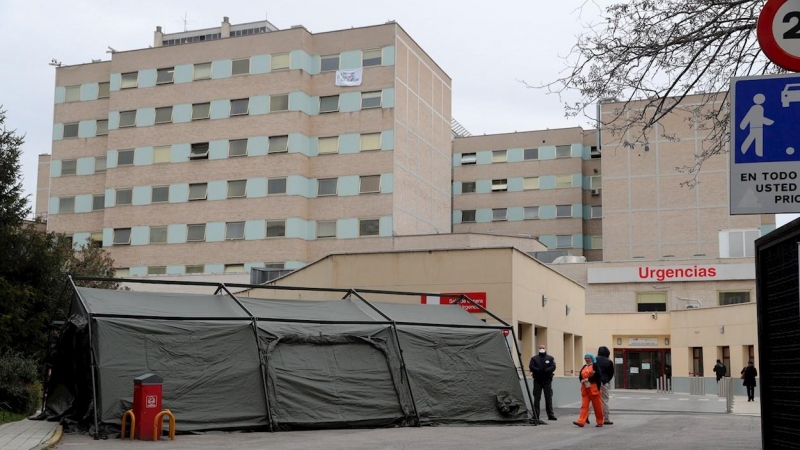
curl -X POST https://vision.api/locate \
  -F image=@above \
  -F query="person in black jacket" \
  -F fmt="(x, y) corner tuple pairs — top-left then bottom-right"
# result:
(741, 361), (758, 401)
(595, 346), (615, 425)
(574, 353), (604, 427)
(529, 344), (557, 423)
(713, 360), (727, 382)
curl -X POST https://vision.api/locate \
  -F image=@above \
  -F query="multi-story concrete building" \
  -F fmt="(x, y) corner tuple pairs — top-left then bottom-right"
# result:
(40, 18), (453, 277)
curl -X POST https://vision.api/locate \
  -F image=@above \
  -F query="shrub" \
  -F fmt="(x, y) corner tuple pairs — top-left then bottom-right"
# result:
(0, 351), (40, 415)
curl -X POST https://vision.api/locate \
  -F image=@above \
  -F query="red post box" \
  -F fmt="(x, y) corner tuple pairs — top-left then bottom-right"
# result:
(132, 373), (163, 441)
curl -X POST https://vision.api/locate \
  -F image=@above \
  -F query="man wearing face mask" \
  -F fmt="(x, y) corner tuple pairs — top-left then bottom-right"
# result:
(529, 344), (557, 423)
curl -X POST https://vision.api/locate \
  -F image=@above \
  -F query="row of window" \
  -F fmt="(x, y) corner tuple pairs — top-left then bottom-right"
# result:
(55, 175), (386, 213)
(458, 205), (601, 222)
(460, 146), (573, 165)
(116, 262), (286, 277)
(456, 176), (600, 194)
(636, 291), (751, 312)
(60, 49), (387, 103)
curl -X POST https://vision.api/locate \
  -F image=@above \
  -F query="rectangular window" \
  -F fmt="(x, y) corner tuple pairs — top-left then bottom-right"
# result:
(524, 206), (539, 220)
(192, 103), (210, 120)
(268, 177), (287, 195)
(90, 232), (103, 248)
(271, 53), (290, 70)
(230, 98), (249, 116)
(96, 120), (108, 136)
(720, 229), (760, 258)
(151, 186), (169, 203)
(120, 72), (138, 89)
(266, 220), (286, 238)
(231, 58), (250, 76)
(98, 82), (110, 99)
(117, 149), (134, 166)
(319, 95), (339, 113)
(316, 220), (336, 238)
(719, 291), (751, 306)
(461, 181), (476, 193)
(194, 62), (212, 80)
(637, 292), (667, 312)
(523, 177), (539, 190)
(591, 205), (603, 218)
(318, 136), (339, 154)
(361, 91), (382, 109)
(360, 133), (381, 151)
(224, 264), (246, 273)
(692, 347), (704, 376)
(116, 268), (130, 277)
(360, 175), (381, 193)
(492, 208), (507, 221)
(65, 85), (81, 102)
(591, 235), (603, 249)
(59, 197), (75, 213)
(152, 106), (172, 124)
(188, 183), (208, 201)
(95, 157), (107, 172)
(268, 135), (289, 153)
(591, 176), (602, 189)
(362, 49), (382, 66)
(227, 180), (247, 198)
(189, 142), (209, 160)
(92, 195), (105, 211)
(116, 188), (132, 205)
(491, 179), (507, 192)
(461, 210), (476, 223)
(149, 226), (168, 244)
(119, 110), (137, 128)
(270, 94), (289, 112)
(113, 228), (131, 245)
(63, 123), (79, 138)
(492, 150), (507, 163)
(147, 266), (167, 275)
(524, 148), (539, 160)
(556, 235), (573, 248)
(226, 222), (245, 240)
(61, 160), (77, 176)
(317, 178), (337, 196)
(156, 68), (174, 85)
(556, 175), (573, 188)
(228, 139), (248, 157)
(556, 145), (572, 158)
(461, 153), (477, 165)
(153, 146), (171, 164)
(320, 54), (340, 72)
(187, 224), (206, 242)
(359, 218), (380, 236)
(556, 205), (572, 218)
(186, 265), (204, 274)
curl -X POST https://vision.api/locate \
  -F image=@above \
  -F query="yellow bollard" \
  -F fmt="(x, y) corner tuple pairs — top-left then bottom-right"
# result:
(120, 409), (135, 440)
(153, 409), (176, 441)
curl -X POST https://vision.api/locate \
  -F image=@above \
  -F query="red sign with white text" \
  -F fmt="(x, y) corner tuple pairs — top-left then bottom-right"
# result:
(420, 292), (487, 313)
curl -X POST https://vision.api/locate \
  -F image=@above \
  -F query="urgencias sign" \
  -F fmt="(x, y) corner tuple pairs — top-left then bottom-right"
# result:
(587, 264), (754, 284)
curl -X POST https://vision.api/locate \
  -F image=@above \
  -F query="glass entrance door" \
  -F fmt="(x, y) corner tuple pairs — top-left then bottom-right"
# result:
(616, 348), (671, 389)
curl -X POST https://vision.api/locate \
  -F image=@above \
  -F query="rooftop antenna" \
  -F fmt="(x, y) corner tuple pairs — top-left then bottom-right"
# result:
(106, 46), (117, 54)
(181, 12), (189, 32)
(49, 59), (62, 67)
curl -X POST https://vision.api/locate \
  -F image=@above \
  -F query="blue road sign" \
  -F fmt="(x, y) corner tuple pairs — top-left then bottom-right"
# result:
(731, 73), (800, 214)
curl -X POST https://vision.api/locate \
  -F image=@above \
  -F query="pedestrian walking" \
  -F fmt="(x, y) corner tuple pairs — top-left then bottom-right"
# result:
(741, 361), (758, 402)
(529, 344), (557, 424)
(595, 346), (615, 425)
(573, 353), (604, 428)
(713, 359), (726, 382)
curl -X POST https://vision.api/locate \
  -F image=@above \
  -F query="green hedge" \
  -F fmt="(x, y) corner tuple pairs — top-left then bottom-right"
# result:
(0, 351), (40, 415)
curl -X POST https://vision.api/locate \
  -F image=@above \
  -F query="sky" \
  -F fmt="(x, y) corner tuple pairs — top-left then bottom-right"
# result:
(1, 0), (794, 226)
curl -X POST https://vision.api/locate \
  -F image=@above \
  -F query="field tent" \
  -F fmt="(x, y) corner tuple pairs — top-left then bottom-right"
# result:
(41, 281), (531, 435)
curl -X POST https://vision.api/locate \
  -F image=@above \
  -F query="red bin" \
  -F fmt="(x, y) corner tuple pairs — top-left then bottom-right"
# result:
(132, 373), (163, 440)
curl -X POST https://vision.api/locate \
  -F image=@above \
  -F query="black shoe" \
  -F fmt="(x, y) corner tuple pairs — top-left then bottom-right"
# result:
(604, 421), (613, 425)
(536, 420), (547, 425)
(548, 416), (557, 421)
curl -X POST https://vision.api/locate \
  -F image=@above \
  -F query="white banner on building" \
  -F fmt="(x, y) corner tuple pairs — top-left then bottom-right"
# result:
(335, 68), (363, 86)
(587, 263), (754, 284)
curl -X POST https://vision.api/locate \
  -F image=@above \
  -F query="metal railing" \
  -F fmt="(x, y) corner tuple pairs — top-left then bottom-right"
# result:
(689, 375), (706, 395)
(656, 375), (673, 393)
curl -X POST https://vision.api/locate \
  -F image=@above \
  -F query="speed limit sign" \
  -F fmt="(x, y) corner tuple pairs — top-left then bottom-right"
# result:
(759, 0), (800, 71)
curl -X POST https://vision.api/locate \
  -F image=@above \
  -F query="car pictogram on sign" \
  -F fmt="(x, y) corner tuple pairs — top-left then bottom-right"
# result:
(782, 83), (800, 106)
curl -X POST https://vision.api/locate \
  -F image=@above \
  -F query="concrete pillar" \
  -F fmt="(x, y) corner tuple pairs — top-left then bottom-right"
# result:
(221, 16), (231, 38)
(154, 26), (163, 47)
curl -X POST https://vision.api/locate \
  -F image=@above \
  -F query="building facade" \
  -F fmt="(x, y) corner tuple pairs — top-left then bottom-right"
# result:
(40, 18), (452, 277)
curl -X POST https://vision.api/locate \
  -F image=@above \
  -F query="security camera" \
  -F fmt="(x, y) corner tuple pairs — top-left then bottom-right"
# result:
(651, 312), (657, 319)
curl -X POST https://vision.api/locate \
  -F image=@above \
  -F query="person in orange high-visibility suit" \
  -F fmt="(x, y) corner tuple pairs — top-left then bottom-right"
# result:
(573, 353), (604, 427)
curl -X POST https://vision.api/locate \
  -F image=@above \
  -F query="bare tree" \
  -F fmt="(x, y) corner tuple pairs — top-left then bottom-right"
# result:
(539, 0), (781, 186)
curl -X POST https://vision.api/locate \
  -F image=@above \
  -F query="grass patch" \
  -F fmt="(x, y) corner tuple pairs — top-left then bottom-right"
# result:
(0, 411), (27, 426)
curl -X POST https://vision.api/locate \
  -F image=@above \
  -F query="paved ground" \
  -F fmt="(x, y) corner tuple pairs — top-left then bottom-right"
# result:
(0, 419), (59, 450)
(53, 391), (763, 450)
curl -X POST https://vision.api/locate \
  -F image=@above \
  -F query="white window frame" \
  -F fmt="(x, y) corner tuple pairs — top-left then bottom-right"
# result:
(556, 235), (573, 248)
(230, 98), (250, 116)
(359, 218), (380, 236)
(188, 183), (208, 201)
(227, 180), (247, 198)
(461, 153), (477, 165)
(186, 224), (206, 242)
(637, 292), (667, 312)
(491, 179), (507, 192)
(156, 67), (174, 85)
(113, 228), (131, 245)
(59, 197), (75, 214)
(320, 54), (340, 72)
(117, 149), (135, 166)
(63, 123), (79, 138)
(189, 142), (210, 160)
(591, 205), (603, 219)
(92, 195), (105, 211)
(65, 85), (81, 103)
(360, 175), (381, 194)
(591, 235), (603, 249)
(492, 208), (507, 221)
(719, 229), (760, 258)
(317, 178), (337, 196)
(192, 102), (210, 120)
(556, 175), (574, 188)
(319, 95), (339, 113)
(120, 72), (138, 89)
(461, 210), (476, 223)
(316, 220), (337, 239)
(228, 139), (248, 157)
(193, 62), (212, 80)
(267, 177), (287, 195)
(94, 157), (107, 172)
(271, 53), (290, 71)
(149, 226), (168, 244)
(556, 145), (572, 158)
(118, 110), (137, 128)
(270, 94), (289, 112)
(524, 206), (539, 220)
(98, 82), (110, 99)
(60, 159), (77, 176)
(590, 176), (602, 189)
(224, 264), (246, 273)
(147, 266), (167, 275)
(461, 181), (476, 194)
(155, 106), (173, 124)
(225, 222), (245, 240)
(362, 48), (382, 66)
(153, 146), (171, 164)
(718, 291), (751, 306)
(96, 120), (109, 136)
(268, 135), (289, 153)
(524, 148), (539, 160)
(115, 188), (133, 206)
(556, 204), (572, 218)
(523, 177), (539, 190)
(266, 220), (286, 238)
(186, 265), (204, 274)
(151, 186), (169, 203)
(361, 91), (382, 109)
(231, 58), (250, 76)
(492, 150), (507, 163)
(318, 136), (339, 154)
(360, 133), (381, 151)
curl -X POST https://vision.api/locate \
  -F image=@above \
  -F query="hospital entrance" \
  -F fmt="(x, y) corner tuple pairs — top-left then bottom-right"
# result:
(614, 349), (671, 389)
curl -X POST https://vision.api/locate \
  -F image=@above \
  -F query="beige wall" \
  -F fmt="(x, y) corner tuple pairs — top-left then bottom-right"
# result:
(36, 154), (51, 218)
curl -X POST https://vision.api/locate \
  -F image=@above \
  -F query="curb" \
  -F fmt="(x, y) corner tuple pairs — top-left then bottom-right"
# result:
(34, 424), (62, 450)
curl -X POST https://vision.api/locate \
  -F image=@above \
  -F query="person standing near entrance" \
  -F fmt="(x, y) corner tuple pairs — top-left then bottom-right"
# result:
(713, 359), (727, 382)
(529, 344), (557, 423)
(741, 361), (758, 402)
(595, 346), (615, 425)
(574, 353), (604, 428)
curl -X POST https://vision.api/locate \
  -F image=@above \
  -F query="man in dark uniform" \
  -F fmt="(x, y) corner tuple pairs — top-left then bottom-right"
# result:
(529, 344), (557, 423)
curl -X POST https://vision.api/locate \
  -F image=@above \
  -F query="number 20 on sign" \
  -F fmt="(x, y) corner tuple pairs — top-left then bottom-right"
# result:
(759, 0), (800, 71)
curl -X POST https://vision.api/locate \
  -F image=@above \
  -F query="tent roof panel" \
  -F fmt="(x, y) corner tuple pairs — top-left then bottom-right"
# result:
(239, 298), (377, 322)
(371, 303), (497, 327)
(75, 287), (250, 318)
